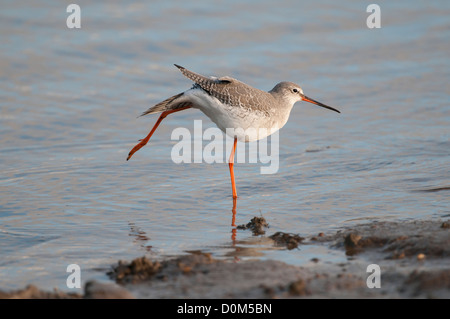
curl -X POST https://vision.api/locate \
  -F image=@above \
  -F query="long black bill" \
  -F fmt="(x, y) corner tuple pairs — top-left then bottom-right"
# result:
(302, 95), (340, 113)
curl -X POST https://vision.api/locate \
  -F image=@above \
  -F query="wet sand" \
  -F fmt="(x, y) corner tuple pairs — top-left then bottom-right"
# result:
(1, 218), (449, 299)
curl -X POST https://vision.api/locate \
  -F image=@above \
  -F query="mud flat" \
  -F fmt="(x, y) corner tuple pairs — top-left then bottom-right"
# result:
(1, 219), (449, 299)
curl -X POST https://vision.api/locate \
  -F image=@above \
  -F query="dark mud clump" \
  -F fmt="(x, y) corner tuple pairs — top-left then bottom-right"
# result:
(109, 256), (162, 284)
(325, 220), (450, 260)
(0, 285), (81, 299)
(343, 233), (389, 256)
(237, 216), (269, 235)
(108, 251), (216, 284)
(288, 279), (309, 296)
(441, 222), (450, 229)
(269, 232), (304, 250)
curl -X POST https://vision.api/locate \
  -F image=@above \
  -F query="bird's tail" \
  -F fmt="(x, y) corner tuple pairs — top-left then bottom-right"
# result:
(139, 92), (190, 117)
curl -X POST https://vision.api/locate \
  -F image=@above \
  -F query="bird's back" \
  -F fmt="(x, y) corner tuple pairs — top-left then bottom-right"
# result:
(175, 64), (275, 116)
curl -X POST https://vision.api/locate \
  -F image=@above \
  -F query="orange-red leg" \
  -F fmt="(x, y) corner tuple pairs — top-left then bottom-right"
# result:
(127, 106), (190, 161)
(228, 137), (238, 199)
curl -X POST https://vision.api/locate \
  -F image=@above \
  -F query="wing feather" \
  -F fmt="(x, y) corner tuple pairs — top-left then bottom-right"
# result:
(174, 64), (271, 113)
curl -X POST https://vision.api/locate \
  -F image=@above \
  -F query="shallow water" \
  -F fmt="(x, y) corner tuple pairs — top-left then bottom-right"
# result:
(1, 0), (449, 291)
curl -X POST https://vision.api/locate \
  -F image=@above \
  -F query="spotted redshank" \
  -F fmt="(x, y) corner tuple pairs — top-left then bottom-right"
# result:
(127, 64), (340, 199)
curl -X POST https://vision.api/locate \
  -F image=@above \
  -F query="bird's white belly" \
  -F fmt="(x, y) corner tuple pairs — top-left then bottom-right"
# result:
(185, 88), (281, 142)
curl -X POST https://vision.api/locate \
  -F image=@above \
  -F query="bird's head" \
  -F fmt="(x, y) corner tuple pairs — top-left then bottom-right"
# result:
(270, 82), (340, 113)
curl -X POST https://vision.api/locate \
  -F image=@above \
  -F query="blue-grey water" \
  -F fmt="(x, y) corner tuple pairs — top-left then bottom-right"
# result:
(1, 0), (449, 292)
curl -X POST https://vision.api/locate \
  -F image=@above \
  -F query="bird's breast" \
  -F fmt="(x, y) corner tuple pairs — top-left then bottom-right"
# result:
(184, 88), (289, 142)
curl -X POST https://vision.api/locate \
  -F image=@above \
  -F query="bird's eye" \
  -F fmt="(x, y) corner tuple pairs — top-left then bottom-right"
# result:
(292, 88), (298, 93)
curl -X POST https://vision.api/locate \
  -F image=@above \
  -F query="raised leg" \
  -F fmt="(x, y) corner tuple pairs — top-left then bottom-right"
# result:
(127, 106), (190, 161)
(228, 137), (238, 199)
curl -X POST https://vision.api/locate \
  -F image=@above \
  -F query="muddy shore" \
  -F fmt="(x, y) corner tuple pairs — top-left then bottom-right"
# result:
(1, 219), (449, 299)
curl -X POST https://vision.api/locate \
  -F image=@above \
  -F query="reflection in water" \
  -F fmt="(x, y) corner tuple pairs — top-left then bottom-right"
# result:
(231, 197), (237, 228)
(230, 197), (240, 262)
(228, 197), (280, 262)
(128, 222), (153, 252)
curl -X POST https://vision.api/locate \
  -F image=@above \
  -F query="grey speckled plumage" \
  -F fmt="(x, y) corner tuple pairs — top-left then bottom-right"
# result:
(174, 64), (274, 114)
(141, 64), (275, 117)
